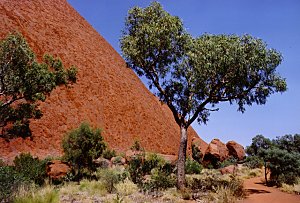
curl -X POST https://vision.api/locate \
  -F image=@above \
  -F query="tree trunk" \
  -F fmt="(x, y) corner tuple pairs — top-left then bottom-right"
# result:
(264, 161), (268, 185)
(177, 124), (188, 190)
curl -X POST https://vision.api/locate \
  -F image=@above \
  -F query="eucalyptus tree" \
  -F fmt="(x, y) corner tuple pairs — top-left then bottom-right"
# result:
(120, 2), (287, 189)
(0, 33), (77, 138)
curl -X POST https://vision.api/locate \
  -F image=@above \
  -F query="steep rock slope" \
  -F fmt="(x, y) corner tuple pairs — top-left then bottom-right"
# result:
(0, 0), (207, 162)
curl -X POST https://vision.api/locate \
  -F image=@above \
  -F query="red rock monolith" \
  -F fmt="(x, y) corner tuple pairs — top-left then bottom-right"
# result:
(0, 0), (208, 163)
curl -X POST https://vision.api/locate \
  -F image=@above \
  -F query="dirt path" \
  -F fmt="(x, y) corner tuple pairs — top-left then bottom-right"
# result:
(238, 176), (300, 203)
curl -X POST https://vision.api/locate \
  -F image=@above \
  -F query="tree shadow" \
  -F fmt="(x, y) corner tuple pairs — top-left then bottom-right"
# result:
(245, 188), (271, 195)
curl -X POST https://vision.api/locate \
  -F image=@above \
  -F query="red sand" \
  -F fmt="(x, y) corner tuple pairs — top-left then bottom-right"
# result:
(239, 176), (300, 203)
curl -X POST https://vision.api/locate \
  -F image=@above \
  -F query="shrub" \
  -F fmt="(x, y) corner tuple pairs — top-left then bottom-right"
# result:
(103, 148), (117, 160)
(62, 122), (107, 178)
(142, 168), (176, 192)
(95, 168), (125, 193)
(219, 157), (238, 168)
(244, 155), (263, 169)
(191, 143), (202, 164)
(13, 153), (48, 185)
(127, 154), (144, 184)
(142, 153), (165, 174)
(0, 159), (5, 167)
(130, 140), (143, 151)
(115, 179), (138, 196)
(187, 169), (244, 197)
(0, 166), (28, 202)
(264, 148), (300, 185)
(185, 157), (202, 174)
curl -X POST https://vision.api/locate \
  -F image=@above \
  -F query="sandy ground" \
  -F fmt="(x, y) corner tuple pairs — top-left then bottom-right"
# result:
(238, 176), (300, 203)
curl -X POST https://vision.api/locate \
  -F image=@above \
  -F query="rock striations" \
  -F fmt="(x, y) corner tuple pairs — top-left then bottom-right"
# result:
(0, 0), (207, 163)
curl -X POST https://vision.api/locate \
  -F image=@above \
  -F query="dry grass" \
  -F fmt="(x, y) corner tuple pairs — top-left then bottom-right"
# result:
(115, 178), (138, 196)
(237, 165), (262, 180)
(13, 185), (59, 203)
(280, 178), (300, 195)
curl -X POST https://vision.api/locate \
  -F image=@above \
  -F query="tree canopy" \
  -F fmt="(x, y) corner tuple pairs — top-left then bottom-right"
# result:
(120, 2), (287, 189)
(0, 33), (77, 138)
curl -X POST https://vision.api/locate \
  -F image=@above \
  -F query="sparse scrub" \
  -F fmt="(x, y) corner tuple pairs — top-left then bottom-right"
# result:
(13, 185), (59, 203)
(95, 168), (125, 193)
(185, 157), (202, 174)
(115, 179), (138, 196)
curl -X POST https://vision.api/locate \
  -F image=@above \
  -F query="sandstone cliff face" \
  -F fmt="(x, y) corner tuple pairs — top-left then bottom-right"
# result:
(0, 0), (207, 163)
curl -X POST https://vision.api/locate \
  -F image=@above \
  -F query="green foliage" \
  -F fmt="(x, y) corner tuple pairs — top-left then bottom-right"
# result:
(219, 157), (238, 169)
(263, 148), (300, 185)
(185, 158), (202, 174)
(103, 148), (117, 160)
(246, 134), (273, 156)
(142, 167), (176, 192)
(0, 166), (28, 202)
(95, 168), (125, 193)
(187, 172), (244, 198)
(244, 156), (264, 169)
(127, 154), (145, 184)
(273, 134), (300, 153)
(0, 33), (77, 139)
(191, 143), (202, 164)
(121, 2), (286, 188)
(62, 122), (107, 178)
(13, 153), (49, 186)
(247, 134), (300, 185)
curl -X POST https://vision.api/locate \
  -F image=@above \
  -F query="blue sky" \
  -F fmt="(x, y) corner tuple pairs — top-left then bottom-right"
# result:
(67, 0), (300, 147)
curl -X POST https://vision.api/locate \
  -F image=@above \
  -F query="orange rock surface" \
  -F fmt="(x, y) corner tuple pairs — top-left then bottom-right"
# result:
(0, 0), (207, 163)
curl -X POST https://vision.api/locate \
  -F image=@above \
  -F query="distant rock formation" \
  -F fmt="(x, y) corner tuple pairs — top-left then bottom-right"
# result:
(202, 139), (245, 167)
(0, 0), (207, 163)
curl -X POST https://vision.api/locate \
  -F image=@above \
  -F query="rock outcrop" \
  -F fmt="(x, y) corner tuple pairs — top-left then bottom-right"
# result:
(203, 139), (229, 165)
(0, 0), (207, 163)
(226, 141), (246, 160)
(46, 160), (70, 180)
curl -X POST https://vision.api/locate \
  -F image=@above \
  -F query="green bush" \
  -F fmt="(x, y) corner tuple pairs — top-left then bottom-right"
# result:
(187, 172), (244, 198)
(95, 168), (125, 193)
(62, 122), (107, 179)
(0, 166), (28, 202)
(130, 140), (143, 151)
(13, 153), (49, 186)
(142, 167), (176, 192)
(192, 143), (203, 164)
(219, 157), (238, 168)
(103, 148), (117, 160)
(244, 156), (263, 169)
(265, 148), (300, 185)
(127, 154), (145, 184)
(185, 158), (202, 174)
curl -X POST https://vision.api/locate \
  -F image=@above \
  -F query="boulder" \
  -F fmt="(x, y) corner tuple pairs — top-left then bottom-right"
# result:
(46, 160), (70, 180)
(219, 165), (237, 175)
(93, 157), (111, 168)
(111, 156), (126, 165)
(125, 150), (144, 162)
(203, 139), (229, 165)
(157, 153), (177, 165)
(226, 141), (245, 160)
